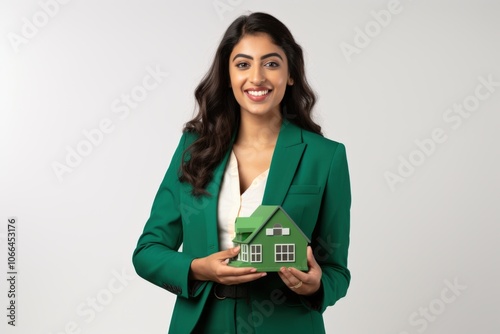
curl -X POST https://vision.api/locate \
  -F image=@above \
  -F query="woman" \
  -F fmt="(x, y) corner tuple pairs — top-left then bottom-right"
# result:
(133, 12), (351, 334)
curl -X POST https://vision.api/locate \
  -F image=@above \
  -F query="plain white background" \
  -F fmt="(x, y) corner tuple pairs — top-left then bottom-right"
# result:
(1, 1), (499, 333)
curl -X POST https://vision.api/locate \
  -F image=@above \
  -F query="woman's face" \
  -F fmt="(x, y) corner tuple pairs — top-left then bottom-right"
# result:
(229, 33), (293, 120)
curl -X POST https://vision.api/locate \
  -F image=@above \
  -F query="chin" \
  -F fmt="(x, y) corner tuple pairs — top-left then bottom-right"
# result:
(242, 105), (280, 116)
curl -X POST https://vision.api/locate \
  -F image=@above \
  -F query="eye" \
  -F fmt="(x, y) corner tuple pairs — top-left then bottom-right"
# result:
(264, 61), (279, 68)
(236, 62), (250, 69)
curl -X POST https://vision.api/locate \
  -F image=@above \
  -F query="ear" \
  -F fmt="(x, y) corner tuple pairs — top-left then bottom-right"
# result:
(288, 77), (294, 85)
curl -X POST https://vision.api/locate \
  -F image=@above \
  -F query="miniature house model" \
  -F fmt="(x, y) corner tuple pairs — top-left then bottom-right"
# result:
(229, 205), (310, 272)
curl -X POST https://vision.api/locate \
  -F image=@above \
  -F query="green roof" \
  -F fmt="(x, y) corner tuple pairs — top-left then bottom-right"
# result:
(232, 205), (310, 244)
(251, 205), (281, 219)
(234, 217), (261, 233)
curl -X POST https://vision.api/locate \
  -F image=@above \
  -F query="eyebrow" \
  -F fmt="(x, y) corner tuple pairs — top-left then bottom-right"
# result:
(232, 52), (283, 62)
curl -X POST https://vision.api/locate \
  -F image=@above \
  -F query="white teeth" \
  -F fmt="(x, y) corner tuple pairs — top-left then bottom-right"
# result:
(247, 90), (269, 96)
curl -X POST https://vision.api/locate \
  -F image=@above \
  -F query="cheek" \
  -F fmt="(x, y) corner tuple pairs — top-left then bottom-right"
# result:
(229, 72), (244, 88)
(273, 77), (288, 97)
(272, 72), (288, 89)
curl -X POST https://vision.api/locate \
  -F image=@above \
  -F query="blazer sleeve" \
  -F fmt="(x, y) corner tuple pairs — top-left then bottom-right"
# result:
(132, 133), (199, 299)
(306, 142), (351, 312)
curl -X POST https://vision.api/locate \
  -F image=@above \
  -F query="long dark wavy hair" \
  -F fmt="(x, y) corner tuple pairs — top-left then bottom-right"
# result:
(180, 12), (321, 196)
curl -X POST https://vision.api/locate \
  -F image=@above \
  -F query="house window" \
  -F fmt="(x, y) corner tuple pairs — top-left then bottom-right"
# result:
(275, 244), (295, 262)
(266, 224), (290, 236)
(250, 244), (262, 263)
(238, 244), (249, 262)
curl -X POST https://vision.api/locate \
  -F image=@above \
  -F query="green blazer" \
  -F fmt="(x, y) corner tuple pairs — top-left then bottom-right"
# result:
(132, 120), (351, 333)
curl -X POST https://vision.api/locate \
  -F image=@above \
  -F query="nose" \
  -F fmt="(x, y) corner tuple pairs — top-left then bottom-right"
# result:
(249, 66), (266, 85)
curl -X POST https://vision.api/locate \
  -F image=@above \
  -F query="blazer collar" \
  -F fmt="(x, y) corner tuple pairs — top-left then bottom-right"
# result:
(262, 120), (306, 205)
(208, 119), (305, 202)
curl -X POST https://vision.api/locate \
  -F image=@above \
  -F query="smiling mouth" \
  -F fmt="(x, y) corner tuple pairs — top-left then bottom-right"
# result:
(246, 89), (271, 97)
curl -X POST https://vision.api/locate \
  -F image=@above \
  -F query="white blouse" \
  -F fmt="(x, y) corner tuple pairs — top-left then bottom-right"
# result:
(217, 150), (269, 250)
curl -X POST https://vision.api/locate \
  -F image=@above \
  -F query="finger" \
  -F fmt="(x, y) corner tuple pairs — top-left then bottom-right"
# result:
(218, 265), (258, 276)
(213, 266), (263, 285)
(278, 269), (305, 292)
(279, 266), (295, 279)
(277, 269), (286, 279)
(279, 266), (301, 285)
(287, 247), (322, 283)
(306, 246), (319, 268)
(235, 271), (267, 283)
(286, 267), (309, 283)
(214, 246), (240, 263)
(277, 270), (292, 286)
(220, 271), (267, 285)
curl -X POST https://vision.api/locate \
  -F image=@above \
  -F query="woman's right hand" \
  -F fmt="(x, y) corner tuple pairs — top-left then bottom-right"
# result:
(189, 246), (267, 285)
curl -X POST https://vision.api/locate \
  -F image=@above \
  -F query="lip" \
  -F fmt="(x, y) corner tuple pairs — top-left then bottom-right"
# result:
(244, 88), (272, 102)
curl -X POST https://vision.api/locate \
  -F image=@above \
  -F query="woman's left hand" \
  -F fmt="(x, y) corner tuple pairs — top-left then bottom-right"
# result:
(278, 246), (322, 296)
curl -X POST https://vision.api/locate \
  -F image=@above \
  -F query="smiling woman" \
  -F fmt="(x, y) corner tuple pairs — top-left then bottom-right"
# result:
(132, 12), (351, 334)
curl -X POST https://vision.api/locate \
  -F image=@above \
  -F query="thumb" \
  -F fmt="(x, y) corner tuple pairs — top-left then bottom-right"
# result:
(220, 246), (240, 259)
(307, 246), (318, 268)
(231, 245), (241, 255)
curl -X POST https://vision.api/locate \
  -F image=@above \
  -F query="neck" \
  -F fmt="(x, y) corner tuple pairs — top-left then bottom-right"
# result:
(236, 110), (282, 147)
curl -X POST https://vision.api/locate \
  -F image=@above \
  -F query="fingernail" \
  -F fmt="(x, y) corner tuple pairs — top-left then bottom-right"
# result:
(261, 272), (267, 277)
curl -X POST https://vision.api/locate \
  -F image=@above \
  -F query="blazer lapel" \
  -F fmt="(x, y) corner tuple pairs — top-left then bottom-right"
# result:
(263, 121), (305, 206)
